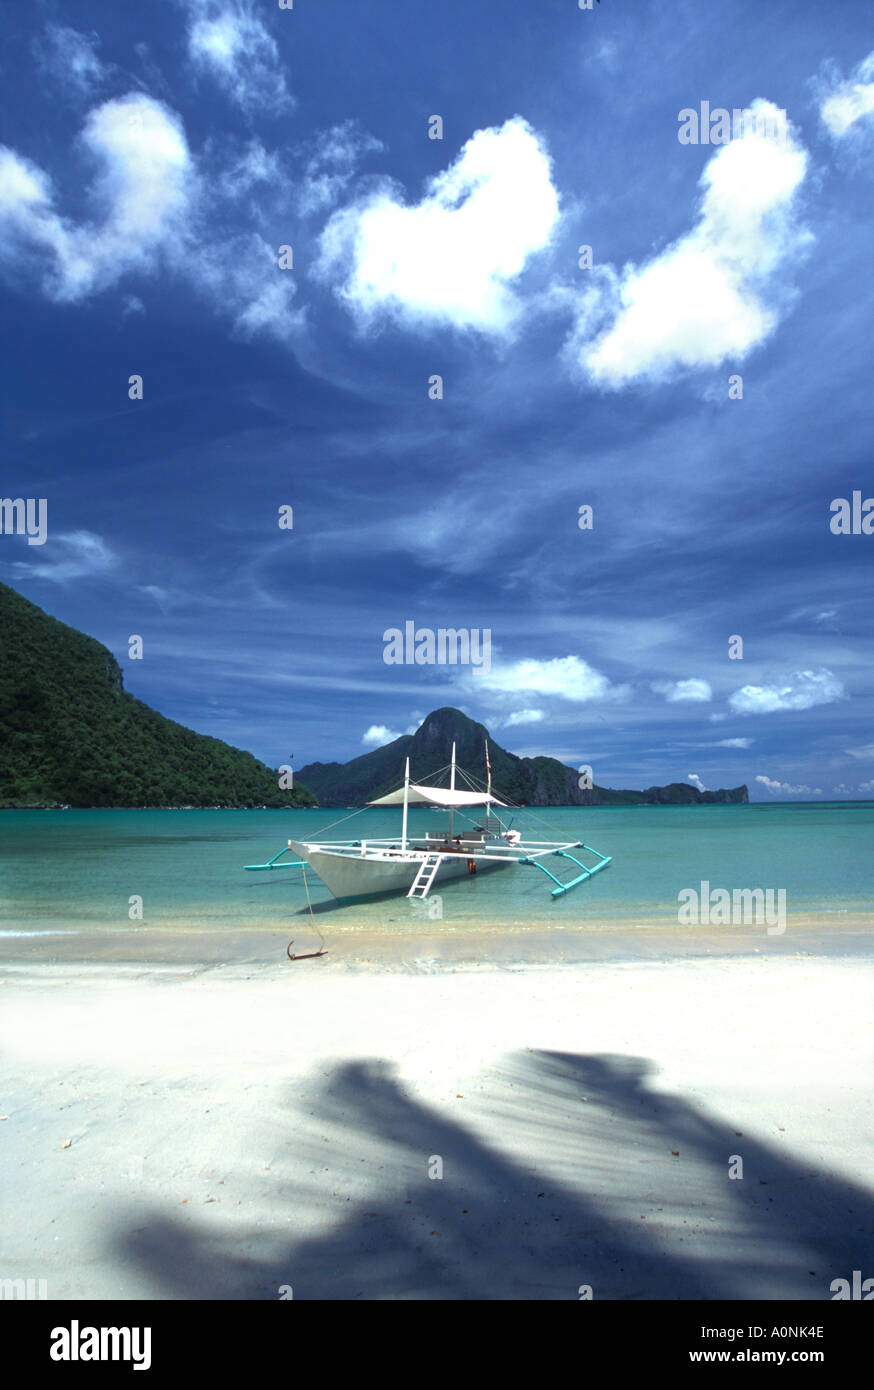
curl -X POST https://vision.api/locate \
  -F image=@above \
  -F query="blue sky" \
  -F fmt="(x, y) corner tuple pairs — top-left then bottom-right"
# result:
(2, 0), (873, 799)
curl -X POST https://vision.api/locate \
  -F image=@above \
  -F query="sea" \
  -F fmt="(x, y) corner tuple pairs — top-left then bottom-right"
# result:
(0, 803), (872, 938)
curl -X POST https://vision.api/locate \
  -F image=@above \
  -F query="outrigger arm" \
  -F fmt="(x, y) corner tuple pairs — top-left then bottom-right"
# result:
(520, 842), (613, 897)
(244, 846), (306, 871)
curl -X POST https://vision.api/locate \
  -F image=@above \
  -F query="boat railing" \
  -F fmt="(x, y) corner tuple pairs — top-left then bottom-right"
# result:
(283, 836), (598, 864)
(244, 835), (613, 898)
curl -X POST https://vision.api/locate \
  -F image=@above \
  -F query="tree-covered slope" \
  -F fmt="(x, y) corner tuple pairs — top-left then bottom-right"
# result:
(0, 582), (316, 808)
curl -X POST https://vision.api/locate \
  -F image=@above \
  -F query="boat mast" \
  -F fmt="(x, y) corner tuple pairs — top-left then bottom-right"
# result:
(449, 741), (456, 840)
(402, 756), (410, 852)
(485, 739), (491, 832)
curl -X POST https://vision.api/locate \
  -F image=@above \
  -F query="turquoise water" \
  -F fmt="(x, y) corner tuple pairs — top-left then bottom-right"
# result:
(0, 803), (872, 935)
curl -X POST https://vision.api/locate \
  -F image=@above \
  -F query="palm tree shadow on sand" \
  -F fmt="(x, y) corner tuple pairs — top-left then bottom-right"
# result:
(114, 1051), (874, 1299)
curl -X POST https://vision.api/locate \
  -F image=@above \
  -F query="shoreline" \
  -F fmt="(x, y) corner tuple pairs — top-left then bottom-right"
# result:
(0, 913), (871, 969)
(5, 800), (874, 810)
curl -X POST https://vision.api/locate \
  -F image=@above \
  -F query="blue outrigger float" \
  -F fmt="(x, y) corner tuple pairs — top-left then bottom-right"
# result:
(245, 742), (612, 906)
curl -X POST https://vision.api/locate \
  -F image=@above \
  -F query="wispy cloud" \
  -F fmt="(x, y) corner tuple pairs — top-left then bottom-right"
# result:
(185, 1), (291, 113)
(8, 530), (117, 583)
(819, 52), (874, 137)
(192, 231), (304, 340)
(298, 121), (383, 217)
(34, 24), (108, 97)
(215, 138), (281, 199)
(846, 743), (874, 759)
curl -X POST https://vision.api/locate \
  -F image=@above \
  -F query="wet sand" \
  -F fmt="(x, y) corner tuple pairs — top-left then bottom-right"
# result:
(0, 911), (871, 969)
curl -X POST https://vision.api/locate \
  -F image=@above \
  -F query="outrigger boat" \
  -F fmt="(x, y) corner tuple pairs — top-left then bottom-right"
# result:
(245, 742), (612, 905)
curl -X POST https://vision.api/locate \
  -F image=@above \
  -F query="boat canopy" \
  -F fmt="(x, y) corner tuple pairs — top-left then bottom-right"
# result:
(367, 784), (507, 809)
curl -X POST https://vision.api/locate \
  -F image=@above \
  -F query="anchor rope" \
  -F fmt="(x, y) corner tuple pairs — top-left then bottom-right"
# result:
(287, 861), (326, 961)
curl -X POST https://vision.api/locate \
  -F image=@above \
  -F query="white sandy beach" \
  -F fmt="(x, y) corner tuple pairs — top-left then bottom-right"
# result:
(1, 942), (873, 1300)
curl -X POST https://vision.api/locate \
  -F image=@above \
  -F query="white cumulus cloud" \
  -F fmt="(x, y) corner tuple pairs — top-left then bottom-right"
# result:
(755, 775), (822, 797)
(504, 708), (545, 727)
(0, 98), (302, 339)
(573, 100), (809, 386)
(0, 94), (191, 301)
(687, 773), (706, 792)
(653, 678), (712, 703)
(475, 655), (617, 702)
(319, 116), (560, 335)
(729, 669), (845, 715)
(362, 724), (402, 748)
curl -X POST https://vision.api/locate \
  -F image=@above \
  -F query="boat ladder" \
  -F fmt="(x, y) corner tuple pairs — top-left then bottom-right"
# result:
(407, 853), (444, 900)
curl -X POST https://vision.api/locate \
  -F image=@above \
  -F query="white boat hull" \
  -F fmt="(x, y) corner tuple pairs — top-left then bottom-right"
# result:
(288, 840), (514, 902)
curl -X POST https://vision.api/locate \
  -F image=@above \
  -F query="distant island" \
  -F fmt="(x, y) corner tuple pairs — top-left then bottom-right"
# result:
(298, 706), (749, 808)
(0, 584), (748, 811)
(0, 582), (316, 809)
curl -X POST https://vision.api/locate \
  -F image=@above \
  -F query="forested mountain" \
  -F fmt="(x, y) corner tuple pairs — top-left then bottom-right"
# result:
(0, 582), (316, 809)
(298, 706), (749, 808)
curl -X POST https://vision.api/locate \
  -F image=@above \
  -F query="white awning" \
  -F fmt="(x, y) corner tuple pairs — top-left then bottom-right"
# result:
(368, 784), (507, 808)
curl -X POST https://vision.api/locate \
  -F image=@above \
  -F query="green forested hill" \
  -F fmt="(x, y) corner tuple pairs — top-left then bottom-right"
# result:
(0, 582), (316, 808)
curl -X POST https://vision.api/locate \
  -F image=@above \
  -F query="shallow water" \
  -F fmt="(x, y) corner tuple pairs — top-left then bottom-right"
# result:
(1, 803), (872, 937)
